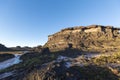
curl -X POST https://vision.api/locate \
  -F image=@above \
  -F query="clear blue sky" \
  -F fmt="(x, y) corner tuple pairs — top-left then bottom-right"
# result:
(0, 0), (120, 47)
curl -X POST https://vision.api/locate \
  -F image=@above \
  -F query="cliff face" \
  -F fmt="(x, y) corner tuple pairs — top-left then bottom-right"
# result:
(44, 25), (120, 52)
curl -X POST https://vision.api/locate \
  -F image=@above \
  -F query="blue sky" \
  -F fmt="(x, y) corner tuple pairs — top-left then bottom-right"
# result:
(0, 0), (120, 47)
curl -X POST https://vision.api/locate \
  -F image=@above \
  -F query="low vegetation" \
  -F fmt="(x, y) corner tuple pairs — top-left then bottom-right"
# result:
(1, 51), (120, 80)
(71, 65), (118, 80)
(0, 52), (57, 74)
(0, 53), (14, 62)
(91, 52), (120, 65)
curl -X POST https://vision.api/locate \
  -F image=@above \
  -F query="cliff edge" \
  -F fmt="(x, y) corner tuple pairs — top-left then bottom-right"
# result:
(44, 25), (120, 52)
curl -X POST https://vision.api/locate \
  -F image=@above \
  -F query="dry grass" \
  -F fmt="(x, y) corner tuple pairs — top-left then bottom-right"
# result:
(0, 51), (24, 54)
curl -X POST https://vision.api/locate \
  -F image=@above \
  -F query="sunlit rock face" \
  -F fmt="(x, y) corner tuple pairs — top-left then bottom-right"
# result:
(44, 25), (120, 52)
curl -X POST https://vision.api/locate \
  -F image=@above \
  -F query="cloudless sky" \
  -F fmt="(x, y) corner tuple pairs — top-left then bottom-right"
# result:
(0, 0), (120, 47)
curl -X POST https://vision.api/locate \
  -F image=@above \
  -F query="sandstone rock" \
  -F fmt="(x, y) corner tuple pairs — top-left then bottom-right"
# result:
(44, 25), (120, 52)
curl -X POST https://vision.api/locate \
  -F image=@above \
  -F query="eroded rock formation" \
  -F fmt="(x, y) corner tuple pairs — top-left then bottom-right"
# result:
(44, 25), (120, 52)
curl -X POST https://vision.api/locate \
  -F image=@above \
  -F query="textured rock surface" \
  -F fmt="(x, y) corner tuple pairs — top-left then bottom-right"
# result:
(44, 25), (120, 52)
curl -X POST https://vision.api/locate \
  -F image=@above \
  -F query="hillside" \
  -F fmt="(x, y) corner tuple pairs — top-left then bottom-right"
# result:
(44, 25), (120, 52)
(0, 44), (10, 51)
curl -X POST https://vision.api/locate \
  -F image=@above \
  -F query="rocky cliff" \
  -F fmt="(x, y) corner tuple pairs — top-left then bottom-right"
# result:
(44, 25), (120, 52)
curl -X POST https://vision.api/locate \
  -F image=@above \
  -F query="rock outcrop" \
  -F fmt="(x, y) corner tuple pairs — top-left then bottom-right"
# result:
(44, 25), (120, 52)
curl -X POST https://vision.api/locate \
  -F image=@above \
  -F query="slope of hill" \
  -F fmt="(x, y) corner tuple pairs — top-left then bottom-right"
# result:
(44, 25), (120, 52)
(0, 44), (10, 51)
